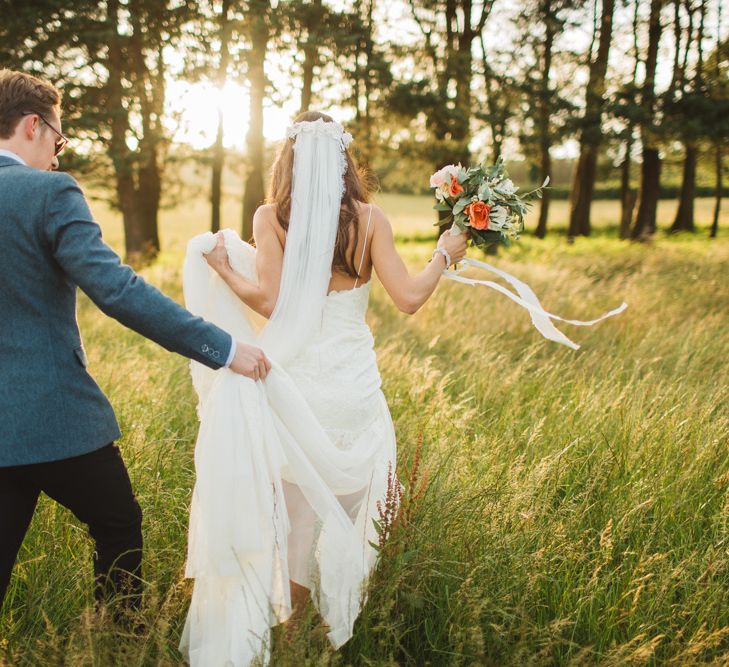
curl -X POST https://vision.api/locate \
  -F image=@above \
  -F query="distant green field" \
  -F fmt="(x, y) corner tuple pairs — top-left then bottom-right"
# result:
(375, 193), (728, 241)
(1, 193), (728, 666)
(90, 192), (728, 256)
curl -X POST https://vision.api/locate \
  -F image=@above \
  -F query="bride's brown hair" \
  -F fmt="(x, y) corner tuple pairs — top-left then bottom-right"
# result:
(268, 111), (374, 279)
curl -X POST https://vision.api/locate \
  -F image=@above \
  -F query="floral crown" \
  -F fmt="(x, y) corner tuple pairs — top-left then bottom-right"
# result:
(285, 117), (353, 149)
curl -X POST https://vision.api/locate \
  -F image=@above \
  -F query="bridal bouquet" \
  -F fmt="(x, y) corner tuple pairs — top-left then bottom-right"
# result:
(430, 157), (549, 248)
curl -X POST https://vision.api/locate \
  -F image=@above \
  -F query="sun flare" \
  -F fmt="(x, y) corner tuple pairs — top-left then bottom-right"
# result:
(166, 79), (298, 151)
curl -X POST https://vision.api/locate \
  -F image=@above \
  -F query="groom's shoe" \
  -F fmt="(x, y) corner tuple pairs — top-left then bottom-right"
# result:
(93, 563), (146, 634)
(93, 595), (147, 637)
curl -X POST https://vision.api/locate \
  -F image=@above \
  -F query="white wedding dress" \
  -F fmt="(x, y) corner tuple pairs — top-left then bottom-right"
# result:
(179, 220), (397, 666)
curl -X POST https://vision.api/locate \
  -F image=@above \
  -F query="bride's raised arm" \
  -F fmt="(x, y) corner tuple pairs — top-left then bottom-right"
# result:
(369, 204), (468, 315)
(204, 205), (284, 319)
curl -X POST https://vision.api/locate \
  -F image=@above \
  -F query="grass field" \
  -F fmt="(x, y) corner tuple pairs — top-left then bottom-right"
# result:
(1, 194), (728, 666)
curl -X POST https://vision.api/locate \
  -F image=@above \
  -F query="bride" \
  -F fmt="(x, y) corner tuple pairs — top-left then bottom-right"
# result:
(179, 111), (467, 666)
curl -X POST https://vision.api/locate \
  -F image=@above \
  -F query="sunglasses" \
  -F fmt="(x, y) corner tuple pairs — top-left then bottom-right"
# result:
(22, 111), (69, 156)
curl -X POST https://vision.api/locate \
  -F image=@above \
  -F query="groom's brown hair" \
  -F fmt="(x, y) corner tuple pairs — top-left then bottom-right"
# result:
(0, 70), (61, 139)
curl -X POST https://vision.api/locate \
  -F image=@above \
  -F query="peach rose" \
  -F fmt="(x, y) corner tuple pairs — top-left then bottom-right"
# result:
(448, 174), (464, 197)
(465, 201), (490, 230)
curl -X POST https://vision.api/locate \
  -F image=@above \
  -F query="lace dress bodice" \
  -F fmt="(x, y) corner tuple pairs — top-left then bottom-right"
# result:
(286, 281), (383, 447)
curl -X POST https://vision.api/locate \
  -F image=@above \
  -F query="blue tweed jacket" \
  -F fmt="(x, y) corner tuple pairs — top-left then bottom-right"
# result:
(0, 156), (233, 466)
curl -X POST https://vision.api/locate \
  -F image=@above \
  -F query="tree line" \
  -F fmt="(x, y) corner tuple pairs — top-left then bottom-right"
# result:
(1, 0), (727, 264)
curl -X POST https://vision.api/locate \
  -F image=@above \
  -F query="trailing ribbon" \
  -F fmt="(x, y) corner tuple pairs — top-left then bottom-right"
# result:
(442, 257), (628, 350)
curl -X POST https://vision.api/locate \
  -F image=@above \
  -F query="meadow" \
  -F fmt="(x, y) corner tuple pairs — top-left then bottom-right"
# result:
(1, 194), (728, 666)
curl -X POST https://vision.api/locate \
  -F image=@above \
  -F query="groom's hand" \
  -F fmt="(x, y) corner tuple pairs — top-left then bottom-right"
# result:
(229, 342), (272, 380)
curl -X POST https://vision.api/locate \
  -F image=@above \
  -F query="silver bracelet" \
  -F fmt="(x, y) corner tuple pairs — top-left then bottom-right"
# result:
(432, 246), (451, 268)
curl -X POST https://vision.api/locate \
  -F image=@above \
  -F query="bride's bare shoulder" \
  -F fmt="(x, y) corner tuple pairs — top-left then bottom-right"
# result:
(355, 201), (390, 238)
(254, 203), (278, 223)
(254, 204), (286, 244)
(355, 200), (387, 224)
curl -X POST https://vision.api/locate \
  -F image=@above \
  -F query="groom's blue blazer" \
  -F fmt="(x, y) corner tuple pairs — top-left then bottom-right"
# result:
(0, 156), (233, 466)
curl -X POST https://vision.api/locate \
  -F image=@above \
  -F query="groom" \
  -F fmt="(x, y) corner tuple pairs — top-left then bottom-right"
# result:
(0, 69), (270, 616)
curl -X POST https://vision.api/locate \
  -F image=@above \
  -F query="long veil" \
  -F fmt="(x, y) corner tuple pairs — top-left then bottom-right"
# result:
(179, 119), (391, 666)
(260, 119), (352, 365)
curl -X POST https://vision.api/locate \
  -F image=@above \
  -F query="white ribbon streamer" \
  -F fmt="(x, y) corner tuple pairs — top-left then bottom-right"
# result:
(442, 257), (628, 350)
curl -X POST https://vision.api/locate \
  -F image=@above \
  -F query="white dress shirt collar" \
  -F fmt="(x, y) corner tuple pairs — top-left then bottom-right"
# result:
(0, 149), (27, 165)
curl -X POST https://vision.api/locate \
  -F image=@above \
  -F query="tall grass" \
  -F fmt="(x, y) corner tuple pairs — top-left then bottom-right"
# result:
(1, 196), (727, 665)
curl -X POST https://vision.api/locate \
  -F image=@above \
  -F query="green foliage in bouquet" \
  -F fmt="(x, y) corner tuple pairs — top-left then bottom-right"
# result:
(430, 156), (550, 249)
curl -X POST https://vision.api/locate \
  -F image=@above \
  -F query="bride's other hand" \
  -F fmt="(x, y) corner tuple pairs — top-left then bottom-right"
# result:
(437, 229), (469, 266)
(202, 208), (283, 319)
(204, 233), (232, 276)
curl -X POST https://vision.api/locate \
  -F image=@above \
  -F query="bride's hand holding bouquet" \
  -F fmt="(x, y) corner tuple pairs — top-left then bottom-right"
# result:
(433, 226), (469, 268)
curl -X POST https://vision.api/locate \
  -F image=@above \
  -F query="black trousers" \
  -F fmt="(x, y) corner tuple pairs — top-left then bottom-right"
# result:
(0, 443), (143, 617)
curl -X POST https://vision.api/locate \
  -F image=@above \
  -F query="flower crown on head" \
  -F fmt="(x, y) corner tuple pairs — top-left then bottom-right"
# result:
(285, 117), (353, 149)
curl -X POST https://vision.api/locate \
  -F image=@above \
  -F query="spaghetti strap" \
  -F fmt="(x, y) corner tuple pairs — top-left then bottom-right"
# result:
(354, 204), (374, 288)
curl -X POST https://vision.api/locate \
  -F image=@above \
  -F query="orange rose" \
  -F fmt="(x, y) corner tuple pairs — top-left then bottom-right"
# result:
(448, 174), (464, 197)
(465, 201), (490, 230)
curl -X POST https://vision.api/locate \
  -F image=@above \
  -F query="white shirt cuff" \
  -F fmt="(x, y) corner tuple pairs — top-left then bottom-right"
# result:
(223, 337), (236, 368)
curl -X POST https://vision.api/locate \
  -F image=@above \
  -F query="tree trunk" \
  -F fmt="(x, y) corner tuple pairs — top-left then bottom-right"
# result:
(107, 0), (146, 265)
(631, 0), (664, 240)
(137, 42), (165, 259)
(619, 126), (636, 239)
(535, 98), (552, 238)
(620, 189), (637, 239)
(453, 44), (471, 149)
(620, 0), (640, 240)
(211, 119), (224, 234)
(568, 146), (599, 237)
(670, 142), (697, 232)
(670, 0), (706, 235)
(478, 34), (502, 161)
(242, 0), (269, 242)
(710, 139), (722, 238)
(212, 0), (232, 233)
(535, 0), (554, 239)
(299, 0), (322, 114)
(361, 0), (375, 164)
(535, 188), (552, 239)
(119, 190), (147, 264)
(619, 156), (636, 239)
(452, 0), (473, 166)
(127, 0), (162, 264)
(438, 0), (476, 237)
(632, 147), (661, 238)
(353, 17), (363, 123)
(300, 46), (315, 113)
(567, 0), (615, 238)
(138, 141), (161, 256)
